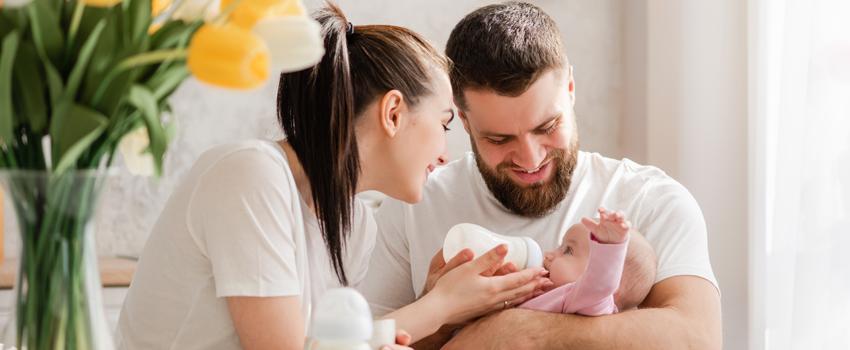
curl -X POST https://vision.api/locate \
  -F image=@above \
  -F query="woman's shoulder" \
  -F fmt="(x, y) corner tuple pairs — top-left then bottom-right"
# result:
(187, 140), (297, 199)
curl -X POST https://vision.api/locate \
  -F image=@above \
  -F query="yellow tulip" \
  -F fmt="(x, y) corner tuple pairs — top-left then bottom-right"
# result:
(221, 0), (305, 29)
(187, 24), (270, 89)
(82, 0), (122, 7)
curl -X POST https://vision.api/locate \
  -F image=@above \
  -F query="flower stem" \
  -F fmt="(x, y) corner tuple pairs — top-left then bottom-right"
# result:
(117, 49), (188, 70)
(91, 48), (187, 106)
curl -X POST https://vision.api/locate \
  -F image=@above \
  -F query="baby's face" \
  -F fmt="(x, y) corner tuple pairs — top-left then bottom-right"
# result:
(543, 224), (591, 287)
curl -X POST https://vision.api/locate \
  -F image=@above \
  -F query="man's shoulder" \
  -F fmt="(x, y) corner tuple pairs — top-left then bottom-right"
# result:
(581, 151), (685, 196)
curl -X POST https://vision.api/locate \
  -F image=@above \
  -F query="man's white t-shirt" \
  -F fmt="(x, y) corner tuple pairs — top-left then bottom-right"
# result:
(359, 151), (718, 316)
(117, 140), (376, 349)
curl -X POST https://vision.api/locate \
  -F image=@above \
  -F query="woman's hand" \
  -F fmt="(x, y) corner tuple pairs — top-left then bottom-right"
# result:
(427, 244), (551, 325)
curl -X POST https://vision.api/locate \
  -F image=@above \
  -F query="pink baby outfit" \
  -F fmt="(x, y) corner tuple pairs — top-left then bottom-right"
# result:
(519, 237), (629, 316)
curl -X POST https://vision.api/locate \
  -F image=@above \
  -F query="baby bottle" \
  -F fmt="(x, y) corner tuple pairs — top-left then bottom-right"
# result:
(306, 288), (373, 350)
(306, 288), (398, 350)
(442, 223), (543, 269)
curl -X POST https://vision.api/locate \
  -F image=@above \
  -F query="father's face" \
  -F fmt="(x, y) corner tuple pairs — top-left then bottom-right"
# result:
(460, 69), (579, 217)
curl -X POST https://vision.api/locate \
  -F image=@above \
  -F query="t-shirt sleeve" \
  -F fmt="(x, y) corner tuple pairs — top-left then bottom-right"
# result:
(188, 148), (302, 298)
(357, 198), (417, 317)
(637, 179), (719, 291)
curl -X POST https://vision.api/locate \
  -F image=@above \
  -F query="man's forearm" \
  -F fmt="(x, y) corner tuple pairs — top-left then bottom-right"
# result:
(445, 276), (722, 350)
(510, 306), (714, 349)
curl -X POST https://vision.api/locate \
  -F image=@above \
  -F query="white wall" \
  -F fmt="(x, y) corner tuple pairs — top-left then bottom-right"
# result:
(624, 1), (750, 349)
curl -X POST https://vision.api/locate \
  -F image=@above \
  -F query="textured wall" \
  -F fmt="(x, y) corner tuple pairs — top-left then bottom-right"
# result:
(3, 0), (624, 258)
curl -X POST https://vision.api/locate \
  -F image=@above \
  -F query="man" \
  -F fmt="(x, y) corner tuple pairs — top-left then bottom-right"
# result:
(359, 2), (721, 349)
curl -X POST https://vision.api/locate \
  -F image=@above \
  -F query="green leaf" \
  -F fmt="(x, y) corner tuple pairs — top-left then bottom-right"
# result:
(27, 0), (65, 67)
(0, 7), (28, 33)
(145, 64), (188, 100)
(124, 0), (152, 44)
(12, 42), (47, 133)
(0, 31), (20, 145)
(150, 20), (196, 50)
(127, 84), (166, 175)
(50, 103), (109, 174)
(0, 11), (17, 36)
(70, 4), (110, 53)
(43, 58), (64, 104)
(65, 19), (105, 101)
(82, 6), (121, 105)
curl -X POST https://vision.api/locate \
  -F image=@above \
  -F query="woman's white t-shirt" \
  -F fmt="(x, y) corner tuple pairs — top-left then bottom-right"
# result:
(116, 140), (376, 349)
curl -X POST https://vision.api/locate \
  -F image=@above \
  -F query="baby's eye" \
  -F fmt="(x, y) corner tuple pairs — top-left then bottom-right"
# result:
(563, 246), (573, 255)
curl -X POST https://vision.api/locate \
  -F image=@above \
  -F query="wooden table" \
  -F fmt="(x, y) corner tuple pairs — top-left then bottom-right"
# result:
(0, 257), (137, 289)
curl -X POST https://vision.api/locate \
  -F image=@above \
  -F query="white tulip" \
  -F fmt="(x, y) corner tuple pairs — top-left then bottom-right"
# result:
(253, 16), (324, 73)
(118, 127), (156, 177)
(172, 0), (219, 22)
(0, 0), (33, 8)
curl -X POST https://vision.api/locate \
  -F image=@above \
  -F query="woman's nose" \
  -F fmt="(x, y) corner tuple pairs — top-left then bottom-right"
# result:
(437, 155), (448, 165)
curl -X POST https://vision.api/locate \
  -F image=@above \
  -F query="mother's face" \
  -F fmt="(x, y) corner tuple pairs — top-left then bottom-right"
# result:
(362, 71), (454, 203)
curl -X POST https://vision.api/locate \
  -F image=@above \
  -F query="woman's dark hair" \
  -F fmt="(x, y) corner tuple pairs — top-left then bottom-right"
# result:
(277, 2), (448, 285)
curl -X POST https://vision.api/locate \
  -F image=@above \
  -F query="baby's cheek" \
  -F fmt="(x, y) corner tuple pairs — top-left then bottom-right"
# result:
(548, 258), (573, 286)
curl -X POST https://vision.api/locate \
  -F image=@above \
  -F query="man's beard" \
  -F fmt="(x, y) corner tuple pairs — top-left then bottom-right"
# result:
(473, 139), (579, 218)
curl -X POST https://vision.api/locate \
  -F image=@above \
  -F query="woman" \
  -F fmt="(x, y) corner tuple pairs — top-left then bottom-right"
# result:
(117, 4), (548, 349)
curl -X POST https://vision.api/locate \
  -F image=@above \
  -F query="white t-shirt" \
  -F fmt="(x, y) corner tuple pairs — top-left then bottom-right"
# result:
(359, 151), (718, 316)
(117, 140), (376, 350)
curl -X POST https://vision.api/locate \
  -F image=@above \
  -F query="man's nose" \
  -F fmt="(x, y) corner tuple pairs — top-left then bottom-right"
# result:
(512, 136), (547, 169)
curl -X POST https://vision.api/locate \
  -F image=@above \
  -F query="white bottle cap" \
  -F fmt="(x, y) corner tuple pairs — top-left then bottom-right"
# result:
(522, 236), (544, 268)
(309, 288), (373, 342)
(369, 319), (396, 349)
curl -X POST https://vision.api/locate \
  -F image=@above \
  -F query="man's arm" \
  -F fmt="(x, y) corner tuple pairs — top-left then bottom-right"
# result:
(444, 275), (722, 350)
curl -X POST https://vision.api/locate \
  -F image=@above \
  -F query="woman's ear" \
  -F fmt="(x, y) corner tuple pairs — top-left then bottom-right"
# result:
(379, 89), (405, 137)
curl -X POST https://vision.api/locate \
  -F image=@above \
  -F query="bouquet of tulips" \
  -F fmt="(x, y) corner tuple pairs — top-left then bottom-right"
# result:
(0, 0), (322, 348)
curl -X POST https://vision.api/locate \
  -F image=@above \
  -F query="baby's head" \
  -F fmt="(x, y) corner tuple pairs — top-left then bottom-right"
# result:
(543, 223), (657, 310)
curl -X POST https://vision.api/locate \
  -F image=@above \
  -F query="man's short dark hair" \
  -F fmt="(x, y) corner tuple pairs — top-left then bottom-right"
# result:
(446, 1), (566, 110)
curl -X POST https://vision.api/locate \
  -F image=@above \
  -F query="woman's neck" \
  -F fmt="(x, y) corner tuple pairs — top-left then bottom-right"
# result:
(277, 139), (375, 210)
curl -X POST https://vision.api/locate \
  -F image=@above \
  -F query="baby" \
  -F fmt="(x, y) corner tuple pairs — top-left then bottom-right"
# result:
(519, 208), (657, 315)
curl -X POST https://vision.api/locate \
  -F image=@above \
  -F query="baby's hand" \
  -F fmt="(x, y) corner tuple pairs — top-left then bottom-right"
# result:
(580, 207), (630, 244)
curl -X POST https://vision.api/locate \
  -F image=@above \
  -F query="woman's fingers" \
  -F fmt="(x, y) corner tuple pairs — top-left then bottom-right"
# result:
(492, 267), (546, 292)
(493, 262), (518, 276)
(471, 244), (508, 276)
(496, 276), (548, 304)
(395, 330), (412, 346)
